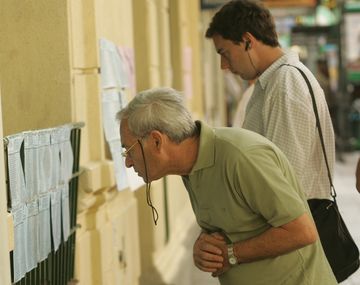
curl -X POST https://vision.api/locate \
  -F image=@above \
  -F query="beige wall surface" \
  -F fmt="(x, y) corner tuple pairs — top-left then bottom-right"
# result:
(201, 10), (226, 127)
(70, 0), (142, 284)
(0, 0), (213, 284)
(133, 1), (206, 284)
(75, 190), (140, 285)
(0, 0), (72, 136)
(132, 2), (168, 283)
(0, 92), (11, 285)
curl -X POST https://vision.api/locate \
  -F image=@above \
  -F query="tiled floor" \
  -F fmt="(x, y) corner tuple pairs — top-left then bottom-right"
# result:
(179, 152), (360, 285)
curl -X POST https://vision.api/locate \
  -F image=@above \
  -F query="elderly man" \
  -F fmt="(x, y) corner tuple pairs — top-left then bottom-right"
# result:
(117, 87), (336, 285)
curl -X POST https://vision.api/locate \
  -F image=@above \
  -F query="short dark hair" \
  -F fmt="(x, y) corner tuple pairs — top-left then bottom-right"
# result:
(206, 0), (279, 47)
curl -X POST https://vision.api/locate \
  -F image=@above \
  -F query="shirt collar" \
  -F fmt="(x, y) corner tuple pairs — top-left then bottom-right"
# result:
(189, 120), (215, 174)
(257, 50), (299, 90)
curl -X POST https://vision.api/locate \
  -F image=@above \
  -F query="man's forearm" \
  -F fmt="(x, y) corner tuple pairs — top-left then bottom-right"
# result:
(233, 213), (317, 264)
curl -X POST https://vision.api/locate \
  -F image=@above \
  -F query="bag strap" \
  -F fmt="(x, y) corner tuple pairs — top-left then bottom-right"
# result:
(280, 64), (336, 200)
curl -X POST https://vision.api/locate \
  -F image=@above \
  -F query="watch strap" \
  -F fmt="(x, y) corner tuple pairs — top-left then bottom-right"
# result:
(227, 244), (238, 266)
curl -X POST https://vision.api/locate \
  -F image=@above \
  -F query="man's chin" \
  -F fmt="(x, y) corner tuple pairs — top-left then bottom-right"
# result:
(138, 174), (149, 183)
(141, 176), (161, 184)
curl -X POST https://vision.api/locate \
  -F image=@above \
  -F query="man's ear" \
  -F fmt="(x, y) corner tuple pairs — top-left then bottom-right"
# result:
(243, 32), (255, 48)
(150, 130), (163, 149)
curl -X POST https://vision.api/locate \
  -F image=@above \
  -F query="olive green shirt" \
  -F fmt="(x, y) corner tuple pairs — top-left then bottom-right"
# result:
(182, 121), (336, 285)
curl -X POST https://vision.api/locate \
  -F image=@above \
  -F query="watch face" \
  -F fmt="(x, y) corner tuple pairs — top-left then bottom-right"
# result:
(229, 256), (237, 265)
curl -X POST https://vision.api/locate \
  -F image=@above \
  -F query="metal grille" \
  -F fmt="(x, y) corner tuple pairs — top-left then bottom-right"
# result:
(4, 123), (83, 285)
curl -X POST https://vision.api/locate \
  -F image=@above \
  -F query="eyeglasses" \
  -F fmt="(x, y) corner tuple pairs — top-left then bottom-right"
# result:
(121, 140), (139, 158)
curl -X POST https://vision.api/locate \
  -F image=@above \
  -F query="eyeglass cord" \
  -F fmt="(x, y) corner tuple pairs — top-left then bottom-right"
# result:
(139, 140), (159, 225)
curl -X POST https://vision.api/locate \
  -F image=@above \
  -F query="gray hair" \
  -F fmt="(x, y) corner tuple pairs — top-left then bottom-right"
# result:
(117, 87), (197, 143)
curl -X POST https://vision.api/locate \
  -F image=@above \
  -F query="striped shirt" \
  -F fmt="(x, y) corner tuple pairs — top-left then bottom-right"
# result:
(243, 51), (335, 199)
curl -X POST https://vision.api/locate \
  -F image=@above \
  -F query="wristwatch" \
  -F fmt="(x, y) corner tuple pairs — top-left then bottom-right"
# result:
(227, 244), (238, 266)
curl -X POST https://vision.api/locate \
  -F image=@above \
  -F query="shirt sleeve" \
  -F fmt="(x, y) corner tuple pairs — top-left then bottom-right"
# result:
(235, 146), (307, 228)
(263, 67), (316, 177)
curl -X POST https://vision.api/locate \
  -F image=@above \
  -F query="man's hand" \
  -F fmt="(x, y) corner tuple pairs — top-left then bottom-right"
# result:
(193, 232), (226, 273)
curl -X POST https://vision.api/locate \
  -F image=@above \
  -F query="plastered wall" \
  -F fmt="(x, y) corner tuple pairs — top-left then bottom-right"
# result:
(0, 91), (11, 285)
(69, 0), (141, 283)
(0, 0), (72, 136)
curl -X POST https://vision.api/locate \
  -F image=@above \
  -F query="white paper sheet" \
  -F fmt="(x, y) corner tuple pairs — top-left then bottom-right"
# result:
(108, 139), (129, 191)
(99, 38), (144, 192)
(101, 91), (122, 142)
(7, 134), (27, 282)
(50, 129), (62, 251)
(59, 126), (74, 183)
(49, 128), (61, 191)
(50, 188), (62, 251)
(37, 130), (52, 261)
(99, 38), (128, 89)
(7, 134), (26, 208)
(59, 126), (73, 241)
(24, 132), (40, 271)
(117, 46), (136, 94)
(38, 193), (51, 261)
(24, 200), (38, 271)
(12, 204), (27, 282)
(61, 184), (70, 241)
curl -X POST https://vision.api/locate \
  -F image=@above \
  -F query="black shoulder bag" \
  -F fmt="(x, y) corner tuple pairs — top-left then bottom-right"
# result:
(282, 64), (360, 283)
